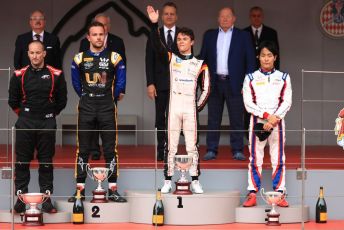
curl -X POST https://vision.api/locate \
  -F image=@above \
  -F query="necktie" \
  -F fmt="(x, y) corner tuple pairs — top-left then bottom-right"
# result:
(167, 29), (173, 50)
(34, 34), (41, 41)
(254, 29), (259, 48)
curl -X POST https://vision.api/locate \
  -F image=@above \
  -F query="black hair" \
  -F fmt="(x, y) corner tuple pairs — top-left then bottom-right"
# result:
(177, 27), (195, 41)
(87, 21), (105, 35)
(163, 2), (177, 12)
(258, 40), (279, 56)
(250, 6), (263, 13)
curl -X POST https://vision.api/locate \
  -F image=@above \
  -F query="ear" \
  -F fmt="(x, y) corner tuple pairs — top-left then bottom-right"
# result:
(43, 50), (47, 58)
(191, 40), (195, 46)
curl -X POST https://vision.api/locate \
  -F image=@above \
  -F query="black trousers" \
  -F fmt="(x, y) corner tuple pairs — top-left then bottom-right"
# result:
(15, 116), (56, 194)
(155, 90), (169, 156)
(75, 96), (118, 183)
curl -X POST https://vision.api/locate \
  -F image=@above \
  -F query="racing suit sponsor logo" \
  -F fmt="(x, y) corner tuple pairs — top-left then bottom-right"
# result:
(83, 57), (93, 62)
(176, 57), (182, 63)
(78, 157), (85, 171)
(109, 158), (116, 172)
(99, 58), (109, 69)
(84, 62), (93, 69)
(41, 74), (51, 79)
(100, 72), (107, 84)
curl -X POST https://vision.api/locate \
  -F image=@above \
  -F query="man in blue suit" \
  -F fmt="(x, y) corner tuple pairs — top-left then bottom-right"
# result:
(200, 7), (256, 161)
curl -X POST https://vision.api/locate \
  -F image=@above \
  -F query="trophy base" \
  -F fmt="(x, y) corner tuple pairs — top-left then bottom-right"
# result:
(91, 190), (108, 203)
(23, 213), (44, 226)
(173, 182), (193, 195)
(266, 213), (281, 226)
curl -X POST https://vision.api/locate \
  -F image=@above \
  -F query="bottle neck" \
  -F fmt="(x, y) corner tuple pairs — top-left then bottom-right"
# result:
(319, 188), (324, 198)
(156, 191), (162, 200)
(76, 189), (81, 199)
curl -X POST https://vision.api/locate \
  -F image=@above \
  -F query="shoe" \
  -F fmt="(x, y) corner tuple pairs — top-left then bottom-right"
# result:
(41, 198), (57, 213)
(233, 152), (246, 161)
(91, 153), (101, 160)
(278, 195), (289, 207)
(68, 189), (85, 203)
(203, 151), (216, 161)
(243, 192), (257, 207)
(14, 198), (26, 213)
(108, 189), (127, 202)
(161, 180), (172, 194)
(191, 180), (204, 194)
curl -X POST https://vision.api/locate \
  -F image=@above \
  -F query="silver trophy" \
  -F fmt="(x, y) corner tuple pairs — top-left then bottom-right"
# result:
(86, 165), (113, 202)
(173, 155), (193, 195)
(17, 190), (50, 226)
(260, 188), (284, 226)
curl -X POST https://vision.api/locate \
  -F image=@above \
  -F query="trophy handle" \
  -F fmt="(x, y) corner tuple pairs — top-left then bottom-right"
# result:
(16, 190), (24, 203)
(86, 164), (94, 180)
(260, 188), (268, 204)
(42, 190), (51, 203)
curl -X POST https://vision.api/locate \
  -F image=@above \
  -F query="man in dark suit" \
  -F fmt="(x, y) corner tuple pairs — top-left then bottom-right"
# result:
(244, 6), (280, 69)
(14, 10), (61, 69)
(145, 2), (179, 161)
(79, 13), (126, 160)
(243, 6), (280, 140)
(200, 7), (256, 161)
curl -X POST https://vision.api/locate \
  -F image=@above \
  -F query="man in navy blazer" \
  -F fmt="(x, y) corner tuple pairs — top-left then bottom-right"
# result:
(14, 10), (61, 69)
(200, 7), (256, 161)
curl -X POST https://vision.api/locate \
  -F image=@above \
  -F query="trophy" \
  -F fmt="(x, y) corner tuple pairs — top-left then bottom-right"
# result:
(17, 190), (50, 226)
(173, 155), (193, 195)
(87, 165), (112, 203)
(260, 188), (284, 226)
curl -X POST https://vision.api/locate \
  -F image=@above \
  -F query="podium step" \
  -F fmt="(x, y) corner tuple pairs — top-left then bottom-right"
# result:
(235, 205), (310, 223)
(127, 190), (240, 225)
(55, 200), (130, 223)
(0, 210), (70, 223)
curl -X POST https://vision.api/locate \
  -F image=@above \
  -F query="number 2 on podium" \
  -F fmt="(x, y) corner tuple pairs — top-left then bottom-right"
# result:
(92, 206), (100, 218)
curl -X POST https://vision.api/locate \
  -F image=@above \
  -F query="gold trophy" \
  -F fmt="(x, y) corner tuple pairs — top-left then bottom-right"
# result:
(173, 155), (193, 195)
(260, 188), (284, 226)
(86, 165), (112, 203)
(17, 190), (50, 226)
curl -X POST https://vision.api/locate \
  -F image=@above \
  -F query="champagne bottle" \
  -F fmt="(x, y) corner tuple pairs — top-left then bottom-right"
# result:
(316, 186), (327, 223)
(152, 189), (164, 226)
(72, 189), (84, 224)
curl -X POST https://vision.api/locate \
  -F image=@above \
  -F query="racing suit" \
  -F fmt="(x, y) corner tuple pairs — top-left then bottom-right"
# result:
(8, 65), (67, 194)
(71, 49), (126, 184)
(242, 68), (292, 192)
(150, 23), (210, 178)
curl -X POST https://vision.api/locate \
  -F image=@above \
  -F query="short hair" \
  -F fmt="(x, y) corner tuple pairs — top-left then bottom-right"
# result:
(177, 27), (195, 41)
(219, 7), (235, 17)
(30, 10), (45, 19)
(258, 41), (278, 56)
(94, 13), (110, 23)
(250, 6), (263, 13)
(28, 40), (46, 51)
(163, 2), (177, 12)
(87, 21), (105, 35)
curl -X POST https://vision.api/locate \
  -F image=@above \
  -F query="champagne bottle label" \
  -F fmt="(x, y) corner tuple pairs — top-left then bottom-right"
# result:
(73, 213), (84, 222)
(320, 212), (327, 221)
(152, 215), (164, 224)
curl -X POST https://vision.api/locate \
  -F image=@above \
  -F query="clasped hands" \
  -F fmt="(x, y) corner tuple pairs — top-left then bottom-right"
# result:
(263, 114), (281, 131)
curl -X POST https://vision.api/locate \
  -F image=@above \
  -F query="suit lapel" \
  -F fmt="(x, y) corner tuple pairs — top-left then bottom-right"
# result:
(212, 30), (219, 59)
(228, 27), (237, 61)
(159, 27), (167, 46)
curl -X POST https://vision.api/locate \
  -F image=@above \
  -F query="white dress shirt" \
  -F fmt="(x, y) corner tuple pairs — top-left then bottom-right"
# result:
(251, 25), (263, 39)
(216, 27), (233, 75)
(32, 31), (44, 42)
(163, 25), (176, 42)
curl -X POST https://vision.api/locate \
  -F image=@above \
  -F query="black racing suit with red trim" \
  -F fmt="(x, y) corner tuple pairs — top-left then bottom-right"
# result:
(8, 65), (67, 194)
(71, 49), (126, 183)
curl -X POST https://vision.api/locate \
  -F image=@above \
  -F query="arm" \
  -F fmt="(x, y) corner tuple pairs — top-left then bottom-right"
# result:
(53, 36), (62, 69)
(273, 74), (292, 119)
(71, 54), (83, 97)
(112, 53), (126, 100)
(117, 38), (127, 64)
(54, 72), (67, 115)
(197, 64), (210, 112)
(145, 37), (157, 99)
(8, 74), (21, 115)
(244, 32), (256, 73)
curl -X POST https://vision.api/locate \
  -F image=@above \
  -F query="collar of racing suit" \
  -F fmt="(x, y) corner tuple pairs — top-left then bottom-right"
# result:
(176, 52), (193, 60)
(259, 68), (276, 75)
(86, 48), (107, 57)
(29, 64), (46, 72)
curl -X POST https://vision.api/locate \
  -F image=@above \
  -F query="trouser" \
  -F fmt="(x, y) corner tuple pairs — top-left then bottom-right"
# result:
(164, 93), (200, 178)
(155, 90), (169, 156)
(90, 126), (101, 155)
(247, 116), (286, 192)
(15, 116), (56, 194)
(75, 96), (118, 183)
(206, 79), (244, 154)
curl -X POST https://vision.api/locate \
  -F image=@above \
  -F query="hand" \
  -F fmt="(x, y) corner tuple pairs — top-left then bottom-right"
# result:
(117, 93), (125, 101)
(147, 84), (157, 100)
(267, 114), (281, 126)
(147, 5), (159, 23)
(263, 122), (274, 131)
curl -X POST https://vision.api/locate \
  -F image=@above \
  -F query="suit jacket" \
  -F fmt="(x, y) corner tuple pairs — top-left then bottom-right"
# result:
(200, 27), (256, 96)
(79, 33), (126, 64)
(14, 31), (61, 69)
(145, 26), (179, 91)
(244, 24), (280, 69)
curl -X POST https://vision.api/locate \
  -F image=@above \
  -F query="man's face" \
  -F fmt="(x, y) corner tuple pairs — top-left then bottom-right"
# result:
(177, 33), (193, 54)
(28, 42), (46, 67)
(218, 8), (236, 31)
(162, 6), (177, 28)
(250, 9), (263, 28)
(29, 11), (46, 32)
(87, 26), (105, 49)
(259, 48), (276, 70)
(95, 16), (110, 35)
